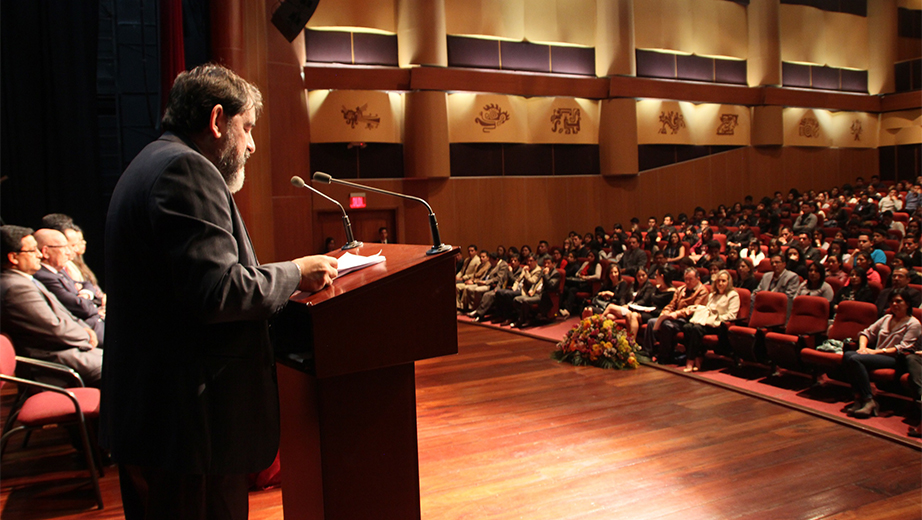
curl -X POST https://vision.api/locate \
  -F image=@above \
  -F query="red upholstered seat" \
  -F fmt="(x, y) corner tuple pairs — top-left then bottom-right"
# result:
(16, 387), (100, 425)
(764, 296), (830, 372)
(0, 335), (104, 509)
(800, 301), (879, 381)
(756, 258), (773, 273)
(727, 291), (788, 364)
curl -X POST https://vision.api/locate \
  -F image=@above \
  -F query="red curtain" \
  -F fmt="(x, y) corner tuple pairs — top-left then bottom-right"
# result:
(160, 0), (185, 114)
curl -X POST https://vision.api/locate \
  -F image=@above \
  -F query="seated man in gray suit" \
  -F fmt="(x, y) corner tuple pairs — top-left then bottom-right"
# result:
(751, 254), (800, 315)
(0, 225), (102, 385)
(33, 228), (105, 345)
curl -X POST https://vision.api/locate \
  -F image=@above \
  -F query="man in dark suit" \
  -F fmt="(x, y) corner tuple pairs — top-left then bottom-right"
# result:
(32, 228), (105, 345)
(0, 225), (102, 384)
(102, 64), (338, 519)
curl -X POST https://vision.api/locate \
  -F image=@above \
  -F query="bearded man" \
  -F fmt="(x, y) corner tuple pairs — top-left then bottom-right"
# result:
(102, 64), (338, 519)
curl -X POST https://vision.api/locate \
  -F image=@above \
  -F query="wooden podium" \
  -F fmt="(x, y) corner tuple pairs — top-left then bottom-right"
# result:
(273, 243), (459, 519)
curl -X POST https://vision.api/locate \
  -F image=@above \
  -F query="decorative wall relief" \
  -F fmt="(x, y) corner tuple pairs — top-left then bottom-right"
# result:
(475, 104), (511, 132)
(550, 108), (581, 134)
(798, 116), (821, 138)
(850, 119), (862, 141)
(716, 114), (739, 136)
(658, 111), (686, 134)
(342, 104), (381, 130)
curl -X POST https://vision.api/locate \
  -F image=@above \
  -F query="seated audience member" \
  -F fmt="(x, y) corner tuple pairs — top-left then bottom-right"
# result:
(824, 239), (850, 266)
(766, 238), (784, 259)
(534, 240), (551, 266)
(703, 262), (722, 289)
(495, 244), (507, 262)
(462, 252), (509, 315)
(741, 238), (765, 265)
(875, 267), (922, 317)
(456, 249), (490, 310)
(871, 228), (893, 253)
(620, 235), (648, 277)
(550, 247), (565, 270)
(601, 265), (652, 336)
(694, 241), (724, 269)
(687, 225), (714, 262)
(797, 232), (823, 262)
(736, 258), (759, 292)
(561, 249), (603, 317)
(777, 226), (794, 245)
(878, 188), (903, 214)
(832, 267), (876, 317)
(752, 255), (800, 314)
(593, 226), (610, 249)
(824, 254), (849, 285)
(641, 232), (659, 255)
(724, 247), (741, 271)
(493, 255), (541, 325)
(646, 217), (660, 239)
(662, 232), (686, 264)
(583, 263), (631, 318)
(879, 211), (905, 237)
(63, 224), (100, 287)
(659, 214), (677, 238)
(32, 229), (105, 344)
(891, 252), (922, 285)
(851, 251), (882, 285)
(727, 220), (754, 250)
(456, 244), (482, 282)
(519, 244), (533, 260)
(470, 255), (521, 322)
(843, 289), (922, 418)
(563, 251), (580, 278)
(512, 256), (562, 328)
(0, 225), (102, 385)
(905, 182), (921, 213)
(853, 193), (878, 223)
(378, 226), (391, 244)
(785, 245), (808, 278)
(643, 267), (709, 363)
(792, 201), (819, 236)
(796, 262), (834, 303)
(682, 270), (740, 372)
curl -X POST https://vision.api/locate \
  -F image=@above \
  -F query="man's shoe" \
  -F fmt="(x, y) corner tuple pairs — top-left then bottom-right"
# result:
(852, 398), (879, 419)
(908, 426), (921, 438)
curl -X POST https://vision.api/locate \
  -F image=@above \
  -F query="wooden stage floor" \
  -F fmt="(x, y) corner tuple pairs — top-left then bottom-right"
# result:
(2, 323), (920, 519)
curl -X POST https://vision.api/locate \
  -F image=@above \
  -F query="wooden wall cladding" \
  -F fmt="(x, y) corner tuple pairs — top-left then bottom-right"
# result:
(448, 144), (600, 177)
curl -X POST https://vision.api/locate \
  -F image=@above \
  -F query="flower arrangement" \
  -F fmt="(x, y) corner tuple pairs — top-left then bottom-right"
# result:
(551, 314), (640, 370)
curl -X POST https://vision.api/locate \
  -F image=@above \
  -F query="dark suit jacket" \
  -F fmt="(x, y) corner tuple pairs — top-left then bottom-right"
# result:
(101, 132), (300, 474)
(33, 266), (103, 328)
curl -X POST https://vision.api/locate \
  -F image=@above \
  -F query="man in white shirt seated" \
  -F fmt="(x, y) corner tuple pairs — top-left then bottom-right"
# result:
(0, 225), (102, 385)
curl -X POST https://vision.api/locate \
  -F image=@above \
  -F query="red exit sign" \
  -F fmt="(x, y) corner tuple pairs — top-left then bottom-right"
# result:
(349, 192), (366, 209)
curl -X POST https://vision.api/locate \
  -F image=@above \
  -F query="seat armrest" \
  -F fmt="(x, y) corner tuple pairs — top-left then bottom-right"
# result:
(15, 356), (85, 387)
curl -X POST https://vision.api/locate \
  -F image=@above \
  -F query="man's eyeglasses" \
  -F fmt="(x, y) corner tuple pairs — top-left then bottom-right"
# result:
(17, 249), (40, 254)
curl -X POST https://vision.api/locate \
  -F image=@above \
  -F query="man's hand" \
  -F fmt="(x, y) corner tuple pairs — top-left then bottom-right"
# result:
(293, 255), (339, 293)
(85, 328), (99, 349)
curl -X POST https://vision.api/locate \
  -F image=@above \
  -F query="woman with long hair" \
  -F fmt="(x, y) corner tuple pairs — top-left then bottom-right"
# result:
(843, 289), (922, 418)
(560, 249), (602, 317)
(663, 232), (685, 264)
(832, 266), (875, 317)
(682, 270), (739, 372)
(796, 262), (834, 303)
(583, 263), (631, 318)
(736, 257), (759, 292)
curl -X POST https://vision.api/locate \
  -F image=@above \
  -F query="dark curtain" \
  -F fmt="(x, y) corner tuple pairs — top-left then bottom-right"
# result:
(161, 0), (186, 113)
(1, 2), (101, 265)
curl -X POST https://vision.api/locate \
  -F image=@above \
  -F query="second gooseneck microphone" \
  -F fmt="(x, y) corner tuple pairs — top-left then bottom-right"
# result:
(290, 175), (362, 251)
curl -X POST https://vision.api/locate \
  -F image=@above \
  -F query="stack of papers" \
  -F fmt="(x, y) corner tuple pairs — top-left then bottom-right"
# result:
(336, 250), (386, 277)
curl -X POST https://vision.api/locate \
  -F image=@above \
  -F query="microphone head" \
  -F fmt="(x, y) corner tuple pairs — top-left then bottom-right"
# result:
(312, 171), (332, 184)
(290, 176), (306, 188)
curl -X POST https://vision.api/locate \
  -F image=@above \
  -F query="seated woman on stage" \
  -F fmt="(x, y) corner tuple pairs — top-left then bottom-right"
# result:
(682, 270), (740, 372)
(662, 232), (685, 264)
(832, 266), (876, 317)
(582, 263), (631, 319)
(736, 257), (759, 292)
(796, 262), (834, 303)
(843, 288), (922, 418)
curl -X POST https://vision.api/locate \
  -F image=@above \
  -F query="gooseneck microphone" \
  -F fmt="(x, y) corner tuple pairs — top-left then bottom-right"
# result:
(290, 175), (362, 250)
(312, 171), (452, 256)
